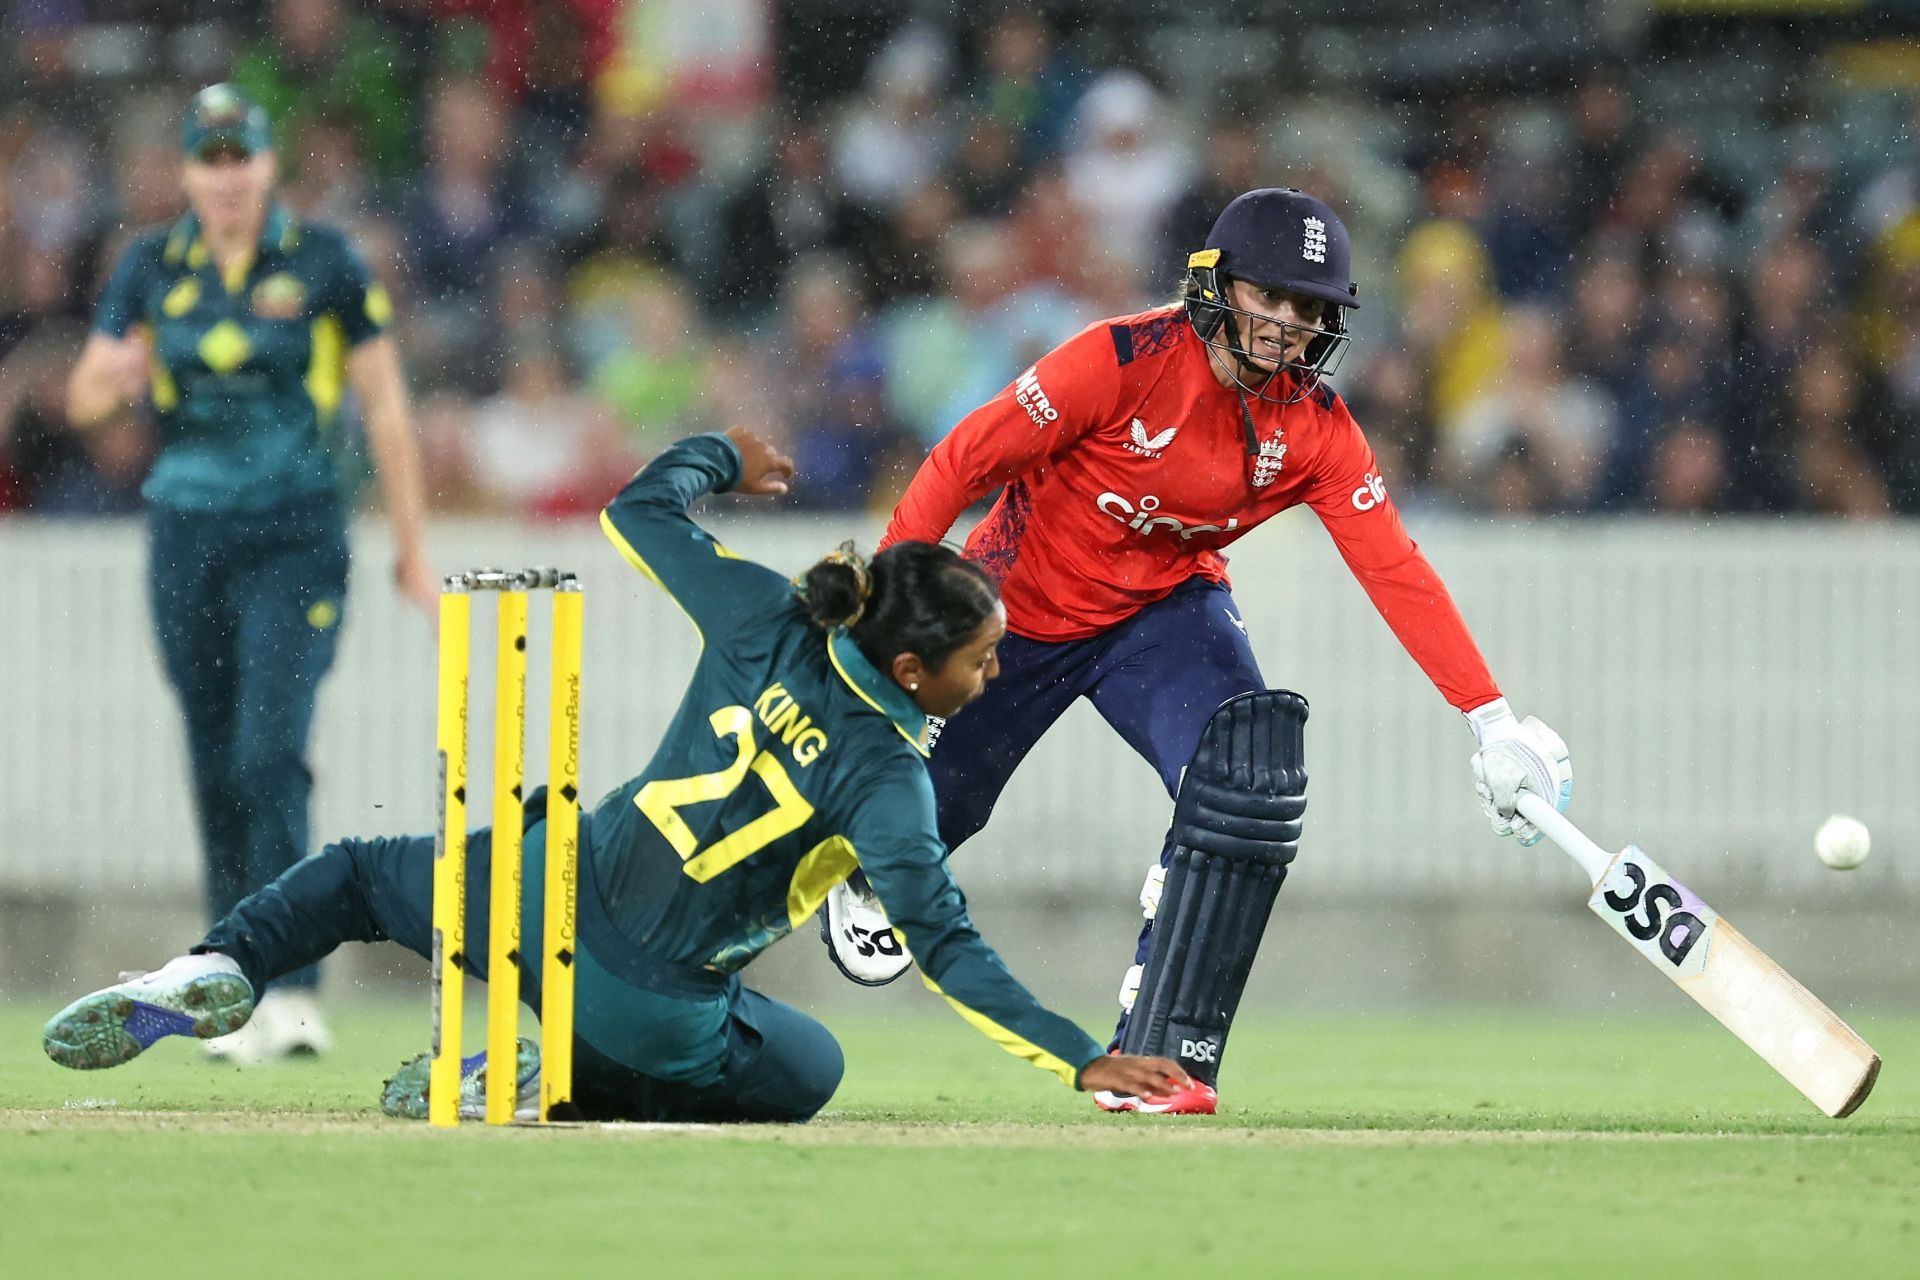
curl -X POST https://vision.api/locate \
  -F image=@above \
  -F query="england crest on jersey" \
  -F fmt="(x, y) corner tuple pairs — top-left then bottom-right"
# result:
(1252, 437), (1287, 487)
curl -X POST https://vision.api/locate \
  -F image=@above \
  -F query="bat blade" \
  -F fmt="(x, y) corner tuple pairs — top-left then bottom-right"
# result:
(1518, 795), (1881, 1118)
(1587, 844), (1881, 1118)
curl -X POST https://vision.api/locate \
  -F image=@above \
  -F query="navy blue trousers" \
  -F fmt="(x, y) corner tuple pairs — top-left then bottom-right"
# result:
(198, 813), (843, 1123)
(924, 577), (1268, 1044)
(149, 497), (349, 991)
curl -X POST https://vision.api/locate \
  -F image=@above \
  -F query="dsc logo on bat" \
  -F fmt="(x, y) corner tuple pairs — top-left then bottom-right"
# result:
(1588, 847), (1717, 978)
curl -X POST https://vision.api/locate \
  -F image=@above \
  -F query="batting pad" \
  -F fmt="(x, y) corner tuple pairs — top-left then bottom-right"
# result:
(1119, 690), (1307, 1086)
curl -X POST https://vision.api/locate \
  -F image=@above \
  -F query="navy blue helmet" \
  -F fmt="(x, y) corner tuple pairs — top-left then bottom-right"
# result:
(1185, 187), (1358, 404)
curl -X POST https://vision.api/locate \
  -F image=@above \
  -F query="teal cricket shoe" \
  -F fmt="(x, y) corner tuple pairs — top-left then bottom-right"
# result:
(380, 1038), (541, 1122)
(43, 953), (255, 1070)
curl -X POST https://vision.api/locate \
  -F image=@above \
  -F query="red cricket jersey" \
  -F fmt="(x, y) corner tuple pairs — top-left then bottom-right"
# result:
(881, 306), (1502, 712)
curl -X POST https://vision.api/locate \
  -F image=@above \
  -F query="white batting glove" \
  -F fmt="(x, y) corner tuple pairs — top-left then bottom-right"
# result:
(1466, 698), (1572, 847)
(821, 874), (911, 986)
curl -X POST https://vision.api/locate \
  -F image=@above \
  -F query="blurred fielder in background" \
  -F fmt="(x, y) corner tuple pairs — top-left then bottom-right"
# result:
(823, 187), (1573, 1114)
(64, 84), (435, 1063)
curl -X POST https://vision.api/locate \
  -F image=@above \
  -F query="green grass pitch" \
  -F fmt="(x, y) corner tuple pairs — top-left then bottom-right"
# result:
(2, 1001), (1915, 1277)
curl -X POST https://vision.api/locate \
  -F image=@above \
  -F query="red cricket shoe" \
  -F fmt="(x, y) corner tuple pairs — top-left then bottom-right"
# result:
(1094, 1078), (1219, 1115)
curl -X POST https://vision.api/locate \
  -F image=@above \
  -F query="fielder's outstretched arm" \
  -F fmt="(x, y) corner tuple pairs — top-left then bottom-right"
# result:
(600, 433), (793, 647)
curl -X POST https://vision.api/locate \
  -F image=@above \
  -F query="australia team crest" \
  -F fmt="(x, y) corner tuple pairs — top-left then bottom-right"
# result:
(251, 273), (307, 320)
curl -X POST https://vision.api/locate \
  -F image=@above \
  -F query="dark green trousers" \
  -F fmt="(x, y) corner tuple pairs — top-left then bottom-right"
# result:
(149, 495), (348, 990)
(198, 814), (845, 1123)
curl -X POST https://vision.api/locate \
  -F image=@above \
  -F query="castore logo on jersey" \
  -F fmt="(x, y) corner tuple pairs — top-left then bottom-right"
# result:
(1096, 492), (1239, 540)
(1123, 418), (1177, 458)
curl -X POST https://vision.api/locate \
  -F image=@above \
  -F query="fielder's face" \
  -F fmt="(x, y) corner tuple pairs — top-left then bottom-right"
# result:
(1226, 278), (1328, 371)
(182, 147), (277, 238)
(910, 604), (1006, 719)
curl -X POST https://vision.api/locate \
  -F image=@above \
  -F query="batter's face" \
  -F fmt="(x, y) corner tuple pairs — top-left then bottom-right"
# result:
(1225, 277), (1328, 372)
(894, 605), (1006, 720)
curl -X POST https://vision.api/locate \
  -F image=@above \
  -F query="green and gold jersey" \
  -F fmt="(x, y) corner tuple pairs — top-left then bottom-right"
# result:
(593, 434), (1105, 1087)
(91, 205), (390, 514)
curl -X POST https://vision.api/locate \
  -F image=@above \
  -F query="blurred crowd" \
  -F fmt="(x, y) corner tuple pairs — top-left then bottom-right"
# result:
(3, 0), (1919, 519)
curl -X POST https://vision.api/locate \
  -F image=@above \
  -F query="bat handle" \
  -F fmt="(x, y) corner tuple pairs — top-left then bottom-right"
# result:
(1515, 792), (1615, 884)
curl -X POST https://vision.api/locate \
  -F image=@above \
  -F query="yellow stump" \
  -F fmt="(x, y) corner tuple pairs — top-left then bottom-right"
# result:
(430, 584), (471, 1129)
(486, 588), (528, 1126)
(542, 581), (583, 1120)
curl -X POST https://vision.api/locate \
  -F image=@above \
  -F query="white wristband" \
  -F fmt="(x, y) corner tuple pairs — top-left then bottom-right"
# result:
(1465, 697), (1516, 745)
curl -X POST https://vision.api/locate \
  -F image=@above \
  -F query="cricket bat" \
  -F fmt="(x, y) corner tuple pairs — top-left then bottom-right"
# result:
(1516, 793), (1881, 1118)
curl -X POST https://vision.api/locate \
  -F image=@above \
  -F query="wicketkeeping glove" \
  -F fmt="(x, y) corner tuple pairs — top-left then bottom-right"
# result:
(1466, 698), (1572, 847)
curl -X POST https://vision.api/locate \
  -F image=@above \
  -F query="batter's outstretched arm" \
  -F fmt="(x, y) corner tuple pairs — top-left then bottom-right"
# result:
(1304, 407), (1501, 712)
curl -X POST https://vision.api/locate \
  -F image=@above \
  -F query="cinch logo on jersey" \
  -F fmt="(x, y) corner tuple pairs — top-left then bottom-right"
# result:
(1123, 418), (1177, 458)
(1097, 492), (1240, 540)
(752, 682), (829, 766)
(1351, 471), (1388, 511)
(1013, 366), (1059, 425)
(1303, 216), (1328, 264)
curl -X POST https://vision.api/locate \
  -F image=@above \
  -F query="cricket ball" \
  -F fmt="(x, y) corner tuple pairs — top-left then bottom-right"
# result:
(1814, 814), (1871, 871)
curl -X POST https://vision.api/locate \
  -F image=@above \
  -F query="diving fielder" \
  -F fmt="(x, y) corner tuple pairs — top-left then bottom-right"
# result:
(44, 430), (1189, 1120)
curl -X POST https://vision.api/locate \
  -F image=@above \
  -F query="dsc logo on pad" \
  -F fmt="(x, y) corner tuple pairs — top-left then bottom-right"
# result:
(1180, 1038), (1220, 1064)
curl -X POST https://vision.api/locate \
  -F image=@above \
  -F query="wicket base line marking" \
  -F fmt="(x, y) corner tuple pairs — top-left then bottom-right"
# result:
(0, 1110), (1866, 1146)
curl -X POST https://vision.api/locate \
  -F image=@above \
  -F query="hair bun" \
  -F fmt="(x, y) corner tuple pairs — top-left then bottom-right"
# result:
(797, 541), (873, 630)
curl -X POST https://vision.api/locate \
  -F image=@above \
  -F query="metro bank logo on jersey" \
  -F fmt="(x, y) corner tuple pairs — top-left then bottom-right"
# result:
(1013, 366), (1059, 426)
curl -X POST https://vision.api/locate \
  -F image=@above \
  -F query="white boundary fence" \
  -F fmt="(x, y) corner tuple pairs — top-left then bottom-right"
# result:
(4, 511), (1917, 905)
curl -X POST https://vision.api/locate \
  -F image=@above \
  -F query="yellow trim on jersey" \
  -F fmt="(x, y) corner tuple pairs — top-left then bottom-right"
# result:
(598, 508), (705, 647)
(146, 330), (180, 412)
(306, 314), (346, 426)
(918, 969), (1080, 1087)
(826, 634), (930, 757)
(220, 249), (253, 295)
(162, 278), (200, 317)
(786, 836), (860, 928)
